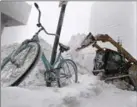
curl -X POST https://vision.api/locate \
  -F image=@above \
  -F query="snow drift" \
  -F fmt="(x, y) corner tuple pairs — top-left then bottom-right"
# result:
(1, 34), (97, 87)
(67, 33), (96, 74)
(1, 38), (52, 86)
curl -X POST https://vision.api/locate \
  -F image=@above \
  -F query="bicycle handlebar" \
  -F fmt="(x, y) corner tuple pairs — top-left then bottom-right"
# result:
(34, 3), (41, 25)
(34, 3), (57, 37)
(34, 3), (39, 9)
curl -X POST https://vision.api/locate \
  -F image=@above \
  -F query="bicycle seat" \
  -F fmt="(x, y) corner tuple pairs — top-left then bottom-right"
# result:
(59, 43), (70, 52)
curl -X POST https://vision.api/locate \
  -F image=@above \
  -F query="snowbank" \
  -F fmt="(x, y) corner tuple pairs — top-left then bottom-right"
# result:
(1, 34), (136, 90)
(1, 38), (52, 86)
(67, 33), (96, 74)
(1, 34), (97, 86)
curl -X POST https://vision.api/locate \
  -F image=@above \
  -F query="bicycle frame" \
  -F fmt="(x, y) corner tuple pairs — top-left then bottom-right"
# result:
(31, 27), (65, 72)
(40, 48), (64, 71)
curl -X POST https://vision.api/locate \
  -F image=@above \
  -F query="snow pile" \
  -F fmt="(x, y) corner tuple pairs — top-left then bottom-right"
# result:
(1, 34), (134, 89)
(1, 33), (136, 90)
(67, 33), (96, 74)
(67, 34), (135, 90)
(1, 33), (97, 86)
(1, 38), (52, 86)
(1, 43), (20, 63)
(1, 74), (137, 107)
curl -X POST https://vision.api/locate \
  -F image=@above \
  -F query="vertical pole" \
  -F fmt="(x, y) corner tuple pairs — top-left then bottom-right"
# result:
(1, 14), (5, 36)
(50, 1), (67, 65)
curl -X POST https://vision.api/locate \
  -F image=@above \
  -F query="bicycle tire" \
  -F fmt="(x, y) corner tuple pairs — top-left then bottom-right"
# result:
(1, 41), (41, 87)
(57, 59), (78, 87)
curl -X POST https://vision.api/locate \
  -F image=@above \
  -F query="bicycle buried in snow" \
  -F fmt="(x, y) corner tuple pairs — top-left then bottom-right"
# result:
(1, 2), (78, 87)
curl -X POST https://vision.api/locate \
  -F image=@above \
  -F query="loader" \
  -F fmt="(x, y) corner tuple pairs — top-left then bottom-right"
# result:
(76, 32), (137, 91)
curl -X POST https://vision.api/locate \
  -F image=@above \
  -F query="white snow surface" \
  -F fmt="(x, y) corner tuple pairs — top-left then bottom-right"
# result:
(67, 33), (97, 74)
(1, 74), (137, 107)
(1, 34), (137, 107)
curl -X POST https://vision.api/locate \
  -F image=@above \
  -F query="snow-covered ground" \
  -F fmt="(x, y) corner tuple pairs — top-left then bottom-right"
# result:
(1, 34), (137, 107)
(2, 74), (137, 107)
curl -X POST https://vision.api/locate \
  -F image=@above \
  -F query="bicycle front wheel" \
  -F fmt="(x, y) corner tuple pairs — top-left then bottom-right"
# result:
(1, 41), (41, 87)
(57, 59), (78, 87)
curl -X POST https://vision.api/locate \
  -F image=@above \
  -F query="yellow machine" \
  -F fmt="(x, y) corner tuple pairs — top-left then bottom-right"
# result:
(76, 32), (137, 91)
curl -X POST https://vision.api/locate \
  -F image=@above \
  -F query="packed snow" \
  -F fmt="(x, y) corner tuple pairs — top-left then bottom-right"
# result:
(1, 74), (137, 107)
(1, 34), (137, 107)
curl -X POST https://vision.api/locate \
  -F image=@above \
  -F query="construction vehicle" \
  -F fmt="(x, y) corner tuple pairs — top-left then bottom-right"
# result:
(76, 32), (137, 91)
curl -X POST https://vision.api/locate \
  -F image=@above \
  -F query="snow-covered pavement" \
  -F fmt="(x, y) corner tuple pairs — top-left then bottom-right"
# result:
(1, 74), (137, 107)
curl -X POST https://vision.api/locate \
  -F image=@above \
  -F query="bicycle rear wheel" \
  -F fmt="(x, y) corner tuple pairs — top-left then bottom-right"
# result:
(57, 59), (78, 87)
(1, 41), (41, 87)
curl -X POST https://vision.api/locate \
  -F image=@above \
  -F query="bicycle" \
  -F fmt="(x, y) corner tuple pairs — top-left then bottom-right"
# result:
(1, 2), (78, 87)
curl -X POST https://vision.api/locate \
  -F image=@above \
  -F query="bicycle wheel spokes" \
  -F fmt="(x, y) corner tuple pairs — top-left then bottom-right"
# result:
(1, 42), (40, 87)
(57, 59), (78, 87)
(1, 62), (16, 84)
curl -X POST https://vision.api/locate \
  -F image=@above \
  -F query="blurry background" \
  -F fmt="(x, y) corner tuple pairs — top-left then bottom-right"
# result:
(89, 2), (137, 58)
(1, 1), (93, 45)
(1, 1), (137, 58)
